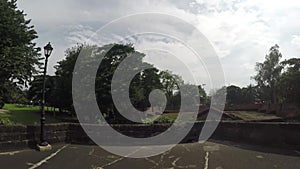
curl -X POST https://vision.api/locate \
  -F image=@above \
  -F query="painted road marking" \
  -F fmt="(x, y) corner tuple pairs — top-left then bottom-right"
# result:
(0, 150), (29, 156)
(28, 145), (68, 169)
(99, 147), (144, 168)
(204, 152), (209, 169)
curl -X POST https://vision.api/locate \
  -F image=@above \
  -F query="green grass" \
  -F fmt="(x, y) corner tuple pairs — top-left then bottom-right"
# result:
(160, 113), (179, 120)
(147, 112), (197, 124)
(0, 104), (63, 125)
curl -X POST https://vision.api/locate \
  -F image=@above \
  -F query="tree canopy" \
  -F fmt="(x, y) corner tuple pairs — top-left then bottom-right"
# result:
(278, 58), (300, 103)
(253, 44), (282, 104)
(253, 44), (300, 105)
(32, 43), (207, 122)
(0, 0), (41, 107)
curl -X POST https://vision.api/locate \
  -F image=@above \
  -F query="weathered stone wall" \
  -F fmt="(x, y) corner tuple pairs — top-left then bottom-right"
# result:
(0, 123), (70, 150)
(225, 104), (263, 111)
(212, 122), (300, 147)
(1, 122), (300, 150)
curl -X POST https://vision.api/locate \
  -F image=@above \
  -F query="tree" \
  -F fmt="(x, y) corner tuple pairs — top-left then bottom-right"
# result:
(278, 58), (300, 103)
(28, 75), (58, 107)
(253, 44), (282, 104)
(225, 85), (257, 105)
(198, 85), (208, 105)
(1, 80), (28, 104)
(240, 85), (256, 104)
(159, 70), (184, 109)
(54, 44), (82, 112)
(0, 0), (41, 107)
(54, 43), (166, 121)
(130, 68), (163, 110)
(226, 85), (243, 105)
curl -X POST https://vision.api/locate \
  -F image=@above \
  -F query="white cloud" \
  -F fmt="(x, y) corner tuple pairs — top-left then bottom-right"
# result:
(291, 35), (300, 48)
(17, 0), (300, 87)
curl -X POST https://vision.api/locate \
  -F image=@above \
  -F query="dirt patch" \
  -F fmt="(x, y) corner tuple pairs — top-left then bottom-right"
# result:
(0, 109), (10, 114)
(225, 111), (282, 121)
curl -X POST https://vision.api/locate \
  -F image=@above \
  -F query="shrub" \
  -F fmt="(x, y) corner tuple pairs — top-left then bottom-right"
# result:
(0, 118), (14, 125)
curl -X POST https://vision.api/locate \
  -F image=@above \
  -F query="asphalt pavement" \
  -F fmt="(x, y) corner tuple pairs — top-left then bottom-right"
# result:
(1, 141), (300, 169)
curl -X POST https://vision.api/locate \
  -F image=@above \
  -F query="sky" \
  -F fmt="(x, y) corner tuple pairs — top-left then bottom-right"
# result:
(17, 0), (300, 91)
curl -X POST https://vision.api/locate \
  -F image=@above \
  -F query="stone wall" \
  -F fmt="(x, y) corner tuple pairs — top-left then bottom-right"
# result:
(1, 122), (300, 150)
(212, 122), (300, 147)
(225, 104), (263, 111)
(0, 123), (69, 150)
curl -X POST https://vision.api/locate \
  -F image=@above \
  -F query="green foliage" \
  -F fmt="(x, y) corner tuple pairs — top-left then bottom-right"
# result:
(253, 44), (282, 103)
(53, 43), (167, 121)
(0, 104), (62, 125)
(28, 75), (59, 108)
(159, 71), (185, 109)
(226, 85), (243, 104)
(278, 58), (300, 103)
(141, 118), (155, 124)
(225, 85), (256, 105)
(130, 68), (163, 110)
(1, 81), (28, 104)
(0, 118), (13, 125)
(240, 85), (256, 104)
(154, 116), (175, 123)
(54, 45), (83, 112)
(253, 44), (300, 104)
(51, 43), (207, 122)
(0, 0), (41, 104)
(159, 70), (183, 97)
(142, 116), (176, 124)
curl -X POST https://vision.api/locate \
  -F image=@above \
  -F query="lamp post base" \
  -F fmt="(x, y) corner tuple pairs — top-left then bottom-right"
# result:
(37, 143), (52, 151)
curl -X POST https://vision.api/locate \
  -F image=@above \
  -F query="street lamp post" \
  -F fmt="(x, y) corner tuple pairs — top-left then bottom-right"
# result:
(38, 42), (53, 151)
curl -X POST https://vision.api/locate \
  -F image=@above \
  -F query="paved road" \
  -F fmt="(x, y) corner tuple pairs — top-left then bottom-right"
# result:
(1, 141), (300, 169)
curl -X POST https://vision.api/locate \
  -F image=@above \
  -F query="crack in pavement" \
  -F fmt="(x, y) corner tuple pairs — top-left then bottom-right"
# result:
(145, 146), (198, 169)
(145, 157), (160, 169)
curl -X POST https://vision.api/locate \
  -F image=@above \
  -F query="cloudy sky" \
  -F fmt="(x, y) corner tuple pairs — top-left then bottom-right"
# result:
(17, 0), (300, 90)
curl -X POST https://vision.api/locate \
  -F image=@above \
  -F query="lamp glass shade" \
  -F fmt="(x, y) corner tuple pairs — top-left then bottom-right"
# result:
(44, 42), (53, 57)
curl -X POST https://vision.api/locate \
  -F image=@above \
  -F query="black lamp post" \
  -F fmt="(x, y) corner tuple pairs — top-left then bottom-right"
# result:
(38, 42), (53, 150)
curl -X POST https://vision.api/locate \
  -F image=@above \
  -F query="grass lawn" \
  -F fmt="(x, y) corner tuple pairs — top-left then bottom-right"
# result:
(0, 104), (63, 125)
(149, 112), (198, 123)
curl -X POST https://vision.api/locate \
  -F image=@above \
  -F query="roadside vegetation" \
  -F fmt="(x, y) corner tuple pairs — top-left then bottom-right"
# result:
(0, 104), (62, 125)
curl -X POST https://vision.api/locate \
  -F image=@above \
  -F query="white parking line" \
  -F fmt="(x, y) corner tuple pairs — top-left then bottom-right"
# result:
(204, 152), (209, 169)
(0, 150), (28, 156)
(28, 145), (68, 169)
(100, 147), (143, 168)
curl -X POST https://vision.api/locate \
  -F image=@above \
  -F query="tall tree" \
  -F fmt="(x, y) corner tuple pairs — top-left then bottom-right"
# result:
(0, 0), (41, 107)
(159, 71), (184, 109)
(54, 44), (82, 112)
(253, 44), (282, 104)
(278, 58), (300, 103)
(54, 43), (165, 121)
(198, 85), (208, 105)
